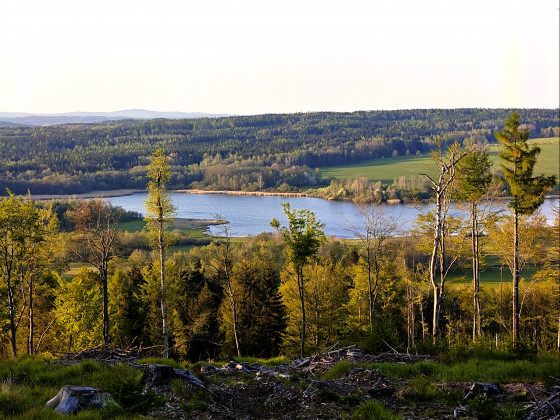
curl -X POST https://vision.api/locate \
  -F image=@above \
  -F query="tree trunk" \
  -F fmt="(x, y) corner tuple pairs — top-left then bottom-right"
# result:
(512, 209), (519, 347)
(159, 220), (168, 358)
(101, 262), (109, 345)
(230, 290), (241, 358)
(367, 247), (373, 330)
(28, 279), (34, 355)
(429, 192), (443, 343)
(223, 247), (241, 358)
(472, 203), (481, 341)
(432, 285), (442, 342)
(7, 275), (18, 357)
(557, 307), (560, 352)
(298, 266), (306, 358)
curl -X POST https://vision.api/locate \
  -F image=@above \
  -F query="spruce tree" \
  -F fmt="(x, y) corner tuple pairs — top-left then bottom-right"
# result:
(496, 111), (556, 346)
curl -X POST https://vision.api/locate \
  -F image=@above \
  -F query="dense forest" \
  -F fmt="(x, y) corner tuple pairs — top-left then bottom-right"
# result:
(0, 193), (558, 362)
(0, 108), (558, 196)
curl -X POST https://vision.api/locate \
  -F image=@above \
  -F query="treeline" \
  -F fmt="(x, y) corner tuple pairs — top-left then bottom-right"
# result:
(0, 204), (558, 361)
(0, 109), (558, 195)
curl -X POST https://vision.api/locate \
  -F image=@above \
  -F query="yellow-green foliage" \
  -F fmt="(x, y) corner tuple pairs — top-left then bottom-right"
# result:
(54, 268), (103, 351)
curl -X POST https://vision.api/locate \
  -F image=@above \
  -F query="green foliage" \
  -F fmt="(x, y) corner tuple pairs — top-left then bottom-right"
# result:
(0, 193), (60, 357)
(455, 148), (493, 202)
(360, 317), (400, 353)
(352, 400), (402, 420)
(144, 149), (176, 249)
(496, 112), (557, 215)
(271, 203), (326, 272)
(54, 268), (103, 351)
(231, 261), (287, 358)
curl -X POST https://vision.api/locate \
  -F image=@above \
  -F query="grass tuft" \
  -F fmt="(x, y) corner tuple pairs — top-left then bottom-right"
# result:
(320, 361), (356, 380)
(352, 400), (403, 420)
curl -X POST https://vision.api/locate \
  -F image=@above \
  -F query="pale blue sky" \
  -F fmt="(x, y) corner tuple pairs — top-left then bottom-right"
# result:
(1, 0), (558, 115)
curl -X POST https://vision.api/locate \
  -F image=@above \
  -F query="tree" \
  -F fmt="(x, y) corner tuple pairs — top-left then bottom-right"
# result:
(421, 142), (470, 342)
(24, 204), (59, 355)
(71, 199), (122, 345)
(55, 268), (103, 352)
(488, 213), (553, 341)
(0, 193), (58, 357)
(237, 261), (286, 358)
(271, 203), (325, 357)
(212, 219), (241, 357)
(345, 205), (398, 329)
(455, 148), (493, 340)
(495, 112), (556, 346)
(144, 149), (176, 358)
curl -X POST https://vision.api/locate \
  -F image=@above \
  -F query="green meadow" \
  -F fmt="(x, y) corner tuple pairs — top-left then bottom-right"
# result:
(320, 137), (560, 190)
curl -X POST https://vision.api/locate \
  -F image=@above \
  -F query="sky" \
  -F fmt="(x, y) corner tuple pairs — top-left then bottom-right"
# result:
(1, 0), (558, 115)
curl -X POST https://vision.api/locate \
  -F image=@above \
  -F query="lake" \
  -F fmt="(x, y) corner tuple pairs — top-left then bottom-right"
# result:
(108, 192), (559, 238)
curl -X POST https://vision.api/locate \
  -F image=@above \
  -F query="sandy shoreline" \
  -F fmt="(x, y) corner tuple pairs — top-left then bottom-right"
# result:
(26, 188), (309, 200)
(175, 189), (308, 197)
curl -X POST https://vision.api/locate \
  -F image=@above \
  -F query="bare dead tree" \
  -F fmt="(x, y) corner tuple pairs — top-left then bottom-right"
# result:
(421, 142), (471, 343)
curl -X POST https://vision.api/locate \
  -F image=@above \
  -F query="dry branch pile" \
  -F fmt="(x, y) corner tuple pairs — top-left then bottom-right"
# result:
(290, 344), (435, 376)
(526, 384), (560, 420)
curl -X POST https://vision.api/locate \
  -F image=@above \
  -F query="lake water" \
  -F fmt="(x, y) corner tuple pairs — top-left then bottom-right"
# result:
(108, 192), (559, 238)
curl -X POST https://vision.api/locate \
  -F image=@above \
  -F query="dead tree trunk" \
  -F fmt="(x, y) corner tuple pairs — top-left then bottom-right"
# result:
(422, 144), (470, 343)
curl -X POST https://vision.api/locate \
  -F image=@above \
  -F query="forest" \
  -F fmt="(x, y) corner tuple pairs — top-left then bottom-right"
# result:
(0, 108), (558, 198)
(0, 112), (558, 363)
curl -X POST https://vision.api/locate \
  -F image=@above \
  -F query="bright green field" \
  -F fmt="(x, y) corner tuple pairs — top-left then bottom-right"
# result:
(319, 137), (560, 187)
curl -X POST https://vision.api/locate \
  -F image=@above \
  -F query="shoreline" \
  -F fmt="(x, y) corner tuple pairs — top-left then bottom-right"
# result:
(175, 189), (308, 197)
(22, 188), (560, 203)
(27, 189), (145, 200)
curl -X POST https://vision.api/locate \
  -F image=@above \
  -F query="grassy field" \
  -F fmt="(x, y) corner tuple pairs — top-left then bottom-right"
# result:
(320, 137), (560, 189)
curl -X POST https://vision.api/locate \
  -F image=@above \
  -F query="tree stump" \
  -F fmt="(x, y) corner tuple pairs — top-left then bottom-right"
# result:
(46, 385), (118, 414)
(464, 382), (502, 400)
(140, 364), (177, 388)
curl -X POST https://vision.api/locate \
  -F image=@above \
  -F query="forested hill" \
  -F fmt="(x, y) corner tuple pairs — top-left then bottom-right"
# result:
(1, 108), (558, 195)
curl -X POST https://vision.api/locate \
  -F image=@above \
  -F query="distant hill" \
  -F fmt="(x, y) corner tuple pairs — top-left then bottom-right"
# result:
(0, 108), (558, 196)
(0, 110), (230, 126)
(0, 121), (24, 127)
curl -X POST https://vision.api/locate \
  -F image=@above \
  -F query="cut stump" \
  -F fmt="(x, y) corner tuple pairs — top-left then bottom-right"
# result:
(46, 385), (118, 414)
